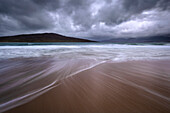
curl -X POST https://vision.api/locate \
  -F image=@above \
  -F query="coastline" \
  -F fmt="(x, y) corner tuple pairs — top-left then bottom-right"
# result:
(3, 59), (170, 113)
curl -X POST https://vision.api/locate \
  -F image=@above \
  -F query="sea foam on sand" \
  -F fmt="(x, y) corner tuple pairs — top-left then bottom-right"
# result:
(0, 58), (170, 113)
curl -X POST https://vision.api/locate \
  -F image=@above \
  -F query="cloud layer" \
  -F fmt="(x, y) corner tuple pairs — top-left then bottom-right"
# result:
(0, 0), (170, 40)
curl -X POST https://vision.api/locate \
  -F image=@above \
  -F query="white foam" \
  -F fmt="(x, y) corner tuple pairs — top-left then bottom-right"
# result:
(1, 44), (170, 60)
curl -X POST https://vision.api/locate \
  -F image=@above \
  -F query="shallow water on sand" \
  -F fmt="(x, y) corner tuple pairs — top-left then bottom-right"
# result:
(0, 58), (104, 112)
(0, 43), (170, 113)
(2, 59), (170, 113)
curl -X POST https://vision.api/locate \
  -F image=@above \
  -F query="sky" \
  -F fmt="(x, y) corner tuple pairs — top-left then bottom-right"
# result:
(0, 0), (170, 40)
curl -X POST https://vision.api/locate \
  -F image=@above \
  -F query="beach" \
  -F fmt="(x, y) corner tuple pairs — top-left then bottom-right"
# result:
(0, 43), (170, 113)
(3, 59), (170, 113)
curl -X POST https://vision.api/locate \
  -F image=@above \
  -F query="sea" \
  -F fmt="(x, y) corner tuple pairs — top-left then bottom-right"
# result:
(0, 42), (170, 61)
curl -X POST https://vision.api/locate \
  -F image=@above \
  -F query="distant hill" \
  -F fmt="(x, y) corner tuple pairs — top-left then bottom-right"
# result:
(102, 34), (170, 43)
(0, 33), (96, 42)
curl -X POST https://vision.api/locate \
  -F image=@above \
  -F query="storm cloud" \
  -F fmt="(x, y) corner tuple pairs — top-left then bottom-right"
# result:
(0, 0), (170, 40)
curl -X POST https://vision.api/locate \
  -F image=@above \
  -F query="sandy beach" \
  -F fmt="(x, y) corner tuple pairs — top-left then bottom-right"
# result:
(4, 59), (170, 113)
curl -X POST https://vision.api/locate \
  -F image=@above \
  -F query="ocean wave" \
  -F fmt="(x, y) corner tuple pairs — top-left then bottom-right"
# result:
(0, 43), (170, 61)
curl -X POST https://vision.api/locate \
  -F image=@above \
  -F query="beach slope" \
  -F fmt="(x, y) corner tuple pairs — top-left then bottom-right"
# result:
(5, 60), (170, 113)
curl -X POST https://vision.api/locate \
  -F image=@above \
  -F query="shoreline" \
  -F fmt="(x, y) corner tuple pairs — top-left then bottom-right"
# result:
(3, 59), (170, 113)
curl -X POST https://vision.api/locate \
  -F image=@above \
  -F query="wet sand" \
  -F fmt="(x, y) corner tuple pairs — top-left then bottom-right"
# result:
(4, 60), (170, 113)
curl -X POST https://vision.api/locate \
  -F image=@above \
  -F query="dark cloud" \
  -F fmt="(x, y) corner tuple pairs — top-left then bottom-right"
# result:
(122, 0), (158, 13)
(0, 0), (170, 40)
